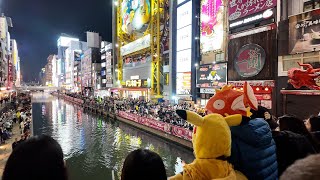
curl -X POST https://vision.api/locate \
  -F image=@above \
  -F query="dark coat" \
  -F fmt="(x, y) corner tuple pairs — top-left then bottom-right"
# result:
(272, 130), (317, 176)
(229, 118), (278, 180)
(312, 131), (320, 144)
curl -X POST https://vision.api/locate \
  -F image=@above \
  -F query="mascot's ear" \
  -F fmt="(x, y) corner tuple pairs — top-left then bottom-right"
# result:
(176, 110), (204, 127)
(225, 114), (242, 127)
(244, 82), (258, 111)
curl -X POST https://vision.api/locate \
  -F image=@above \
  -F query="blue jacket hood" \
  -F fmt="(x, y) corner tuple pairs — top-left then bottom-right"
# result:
(230, 118), (273, 147)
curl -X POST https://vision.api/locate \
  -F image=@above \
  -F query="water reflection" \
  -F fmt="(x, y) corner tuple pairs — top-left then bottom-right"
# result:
(32, 93), (194, 180)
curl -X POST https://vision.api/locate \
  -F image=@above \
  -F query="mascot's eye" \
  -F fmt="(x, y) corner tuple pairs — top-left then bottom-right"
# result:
(213, 100), (225, 110)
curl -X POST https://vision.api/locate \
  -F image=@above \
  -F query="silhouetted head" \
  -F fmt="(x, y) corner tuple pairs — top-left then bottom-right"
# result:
(121, 149), (167, 180)
(2, 135), (68, 180)
(279, 115), (309, 135)
(279, 115), (319, 152)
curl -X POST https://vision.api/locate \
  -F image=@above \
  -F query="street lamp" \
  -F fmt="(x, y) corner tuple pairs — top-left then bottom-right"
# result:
(194, 63), (199, 102)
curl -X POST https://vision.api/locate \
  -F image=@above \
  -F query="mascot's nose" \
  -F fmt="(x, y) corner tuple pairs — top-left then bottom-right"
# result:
(176, 110), (187, 120)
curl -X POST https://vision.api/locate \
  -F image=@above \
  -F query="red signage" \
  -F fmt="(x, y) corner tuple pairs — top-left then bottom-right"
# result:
(228, 0), (277, 21)
(235, 44), (266, 77)
(118, 111), (192, 141)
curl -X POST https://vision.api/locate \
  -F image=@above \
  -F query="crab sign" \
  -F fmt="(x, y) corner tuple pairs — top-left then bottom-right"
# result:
(288, 62), (320, 90)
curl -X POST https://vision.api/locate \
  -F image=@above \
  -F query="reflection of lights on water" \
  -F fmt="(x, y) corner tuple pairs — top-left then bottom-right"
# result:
(80, 128), (86, 151)
(146, 144), (155, 151)
(97, 117), (103, 128)
(174, 157), (184, 175)
(77, 110), (82, 123)
(113, 128), (122, 149)
(42, 104), (46, 116)
(130, 137), (142, 148)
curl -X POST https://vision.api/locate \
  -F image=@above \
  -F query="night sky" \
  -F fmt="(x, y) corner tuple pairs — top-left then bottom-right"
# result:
(2, 0), (113, 82)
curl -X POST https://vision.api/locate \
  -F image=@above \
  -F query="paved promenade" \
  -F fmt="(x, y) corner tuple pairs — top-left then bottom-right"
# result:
(0, 123), (20, 178)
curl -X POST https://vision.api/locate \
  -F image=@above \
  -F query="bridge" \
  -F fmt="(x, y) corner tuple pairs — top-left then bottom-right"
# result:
(16, 85), (61, 92)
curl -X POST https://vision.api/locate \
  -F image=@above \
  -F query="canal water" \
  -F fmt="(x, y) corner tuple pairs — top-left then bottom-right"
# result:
(31, 93), (194, 180)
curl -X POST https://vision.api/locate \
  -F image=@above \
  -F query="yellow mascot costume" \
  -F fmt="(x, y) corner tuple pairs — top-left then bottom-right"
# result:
(169, 110), (247, 180)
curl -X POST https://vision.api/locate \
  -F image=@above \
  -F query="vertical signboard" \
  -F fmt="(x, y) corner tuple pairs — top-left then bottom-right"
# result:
(0, 17), (7, 39)
(176, 0), (192, 95)
(200, 0), (224, 53)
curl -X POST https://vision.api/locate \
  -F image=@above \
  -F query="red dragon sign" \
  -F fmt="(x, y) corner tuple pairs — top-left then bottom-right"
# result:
(288, 62), (320, 90)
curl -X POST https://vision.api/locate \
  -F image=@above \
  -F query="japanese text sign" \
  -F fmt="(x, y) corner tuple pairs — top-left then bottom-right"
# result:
(228, 0), (277, 21)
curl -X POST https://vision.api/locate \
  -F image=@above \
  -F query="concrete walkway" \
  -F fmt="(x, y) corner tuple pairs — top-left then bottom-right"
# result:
(0, 123), (20, 178)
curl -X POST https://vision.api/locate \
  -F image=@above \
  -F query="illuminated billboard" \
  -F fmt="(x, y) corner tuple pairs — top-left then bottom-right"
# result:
(74, 51), (82, 61)
(176, 26), (192, 51)
(177, 1), (192, 29)
(121, 0), (151, 35)
(57, 36), (79, 47)
(176, 72), (191, 95)
(176, 0), (193, 96)
(176, 49), (191, 72)
(200, 0), (224, 53)
(12, 40), (18, 68)
(0, 17), (7, 39)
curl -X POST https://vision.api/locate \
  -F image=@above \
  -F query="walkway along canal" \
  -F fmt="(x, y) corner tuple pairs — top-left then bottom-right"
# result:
(32, 93), (194, 180)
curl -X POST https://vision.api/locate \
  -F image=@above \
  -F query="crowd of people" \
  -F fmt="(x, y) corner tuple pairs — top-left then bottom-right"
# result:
(77, 95), (203, 131)
(5, 92), (315, 180)
(0, 93), (32, 147)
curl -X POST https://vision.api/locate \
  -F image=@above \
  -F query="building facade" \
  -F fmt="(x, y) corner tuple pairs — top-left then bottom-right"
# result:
(277, 0), (320, 119)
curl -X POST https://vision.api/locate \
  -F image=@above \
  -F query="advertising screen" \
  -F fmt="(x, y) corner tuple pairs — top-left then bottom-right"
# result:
(176, 72), (191, 95)
(197, 63), (227, 88)
(177, 1), (192, 29)
(289, 9), (320, 54)
(74, 51), (82, 61)
(121, 0), (151, 35)
(176, 25), (192, 51)
(200, 0), (224, 53)
(176, 49), (192, 72)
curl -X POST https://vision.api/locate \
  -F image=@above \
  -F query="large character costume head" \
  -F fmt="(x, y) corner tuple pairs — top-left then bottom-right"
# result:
(206, 82), (258, 117)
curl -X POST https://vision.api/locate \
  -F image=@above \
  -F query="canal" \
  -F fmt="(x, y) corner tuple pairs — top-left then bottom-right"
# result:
(31, 93), (194, 180)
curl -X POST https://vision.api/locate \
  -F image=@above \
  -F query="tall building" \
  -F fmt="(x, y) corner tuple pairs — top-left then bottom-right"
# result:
(45, 55), (54, 86)
(51, 55), (58, 87)
(57, 34), (79, 87)
(277, 0), (320, 118)
(0, 14), (13, 89)
(10, 39), (21, 87)
(80, 32), (101, 96)
(39, 68), (46, 86)
(113, 0), (169, 100)
(64, 41), (87, 90)
(93, 41), (112, 97)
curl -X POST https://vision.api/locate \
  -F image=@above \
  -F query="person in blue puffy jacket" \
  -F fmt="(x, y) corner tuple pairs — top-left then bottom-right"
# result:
(228, 109), (278, 180)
